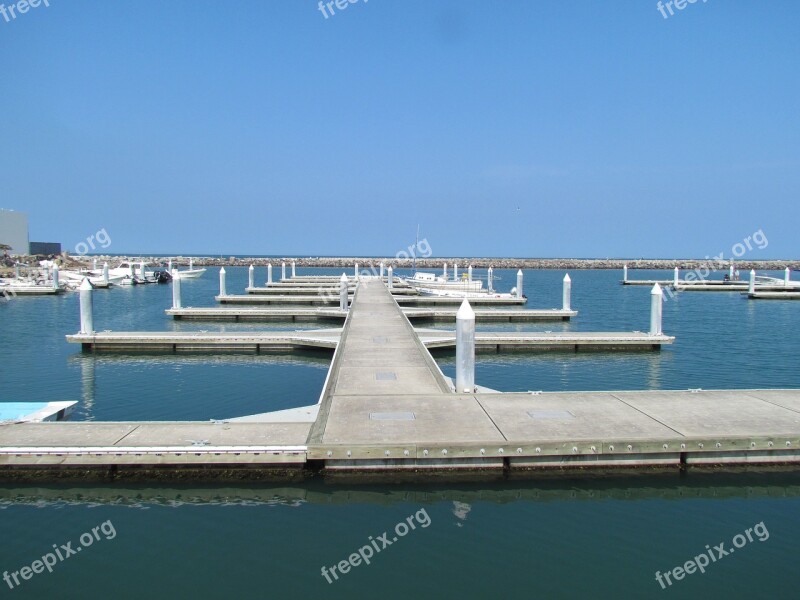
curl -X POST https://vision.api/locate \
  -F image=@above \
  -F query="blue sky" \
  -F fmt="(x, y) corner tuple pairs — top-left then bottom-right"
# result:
(1, 0), (798, 258)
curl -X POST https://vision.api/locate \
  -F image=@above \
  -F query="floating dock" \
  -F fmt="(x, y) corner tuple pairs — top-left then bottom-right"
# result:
(747, 292), (800, 300)
(217, 293), (528, 306)
(10, 278), (800, 481)
(166, 306), (577, 322)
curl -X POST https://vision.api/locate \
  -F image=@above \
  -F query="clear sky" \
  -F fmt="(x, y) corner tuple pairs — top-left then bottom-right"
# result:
(1, 0), (798, 258)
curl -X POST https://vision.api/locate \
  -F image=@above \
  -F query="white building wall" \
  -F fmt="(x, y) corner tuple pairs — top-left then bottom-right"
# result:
(0, 209), (29, 254)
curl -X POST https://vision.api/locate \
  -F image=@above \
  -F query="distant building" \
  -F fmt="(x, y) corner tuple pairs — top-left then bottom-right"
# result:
(29, 242), (62, 256)
(0, 209), (29, 255)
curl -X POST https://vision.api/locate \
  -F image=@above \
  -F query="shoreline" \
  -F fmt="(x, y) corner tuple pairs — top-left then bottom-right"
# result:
(4, 255), (799, 272)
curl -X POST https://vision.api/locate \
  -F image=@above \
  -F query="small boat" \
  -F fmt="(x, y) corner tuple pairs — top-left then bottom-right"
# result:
(404, 272), (484, 293)
(107, 262), (171, 285)
(0, 401), (77, 423)
(413, 286), (521, 299)
(171, 267), (207, 280)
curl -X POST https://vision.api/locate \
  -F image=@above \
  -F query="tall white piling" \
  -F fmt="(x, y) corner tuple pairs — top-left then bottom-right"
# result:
(563, 273), (572, 311)
(730, 263), (735, 280)
(292, 262), (296, 278)
(785, 267), (791, 286)
(454, 264), (458, 281)
(103, 263), (109, 285)
(623, 264), (628, 282)
(14, 265), (20, 279)
(673, 267), (679, 287)
(455, 299), (475, 393)
(79, 278), (94, 334)
(248, 264), (254, 289)
(140, 261), (146, 282)
(380, 262), (385, 279)
(749, 269), (756, 294)
(52, 264), (59, 290)
(443, 263), (448, 279)
(281, 262), (286, 281)
(267, 263), (273, 284)
(189, 258), (194, 270)
(172, 269), (181, 308)
(219, 267), (227, 296)
(92, 258), (97, 270)
(468, 265), (473, 282)
(488, 267), (494, 292)
(168, 259), (172, 273)
(516, 270), (524, 298)
(387, 266), (393, 290)
(339, 273), (348, 311)
(354, 263), (359, 280)
(650, 283), (663, 336)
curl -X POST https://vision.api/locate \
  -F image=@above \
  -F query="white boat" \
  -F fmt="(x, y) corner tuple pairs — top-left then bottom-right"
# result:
(413, 286), (520, 299)
(0, 401), (77, 423)
(171, 267), (207, 280)
(404, 272), (484, 293)
(107, 261), (171, 285)
(59, 269), (127, 288)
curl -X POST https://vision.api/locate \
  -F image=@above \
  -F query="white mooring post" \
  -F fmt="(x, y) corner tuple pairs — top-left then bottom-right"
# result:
(443, 262), (448, 279)
(468, 265), (473, 282)
(139, 261), (146, 281)
(219, 267), (227, 296)
(354, 263), (359, 280)
(387, 266), (393, 290)
(267, 263), (273, 284)
(380, 262), (385, 279)
(103, 262), (109, 285)
(623, 264), (628, 282)
(749, 269), (756, 295)
(785, 267), (791, 286)
(650, 283), (663, 336)
(730, 263), (735, 280)
(673, 267), (679, 287)
(92, 258), (97, 270)
(455, 299), (475, 393)
(281, 262), (286, 281)
(189, 258), (194, 270)
(339, 273), (348, 311)
(52, 263), (59, 290)
(172, 269), (181, 308)
(453, 263), (458, 281)
(79, 278), (94, 334)
(563, 273), (572, 311)
(488, 267), (493, 292)
(14, 265), (20, 279)
(292, 261), (296, 278)
(516, 270), (524, 298)
(248, 264), (254, 289)
(167, 258), (172, 273)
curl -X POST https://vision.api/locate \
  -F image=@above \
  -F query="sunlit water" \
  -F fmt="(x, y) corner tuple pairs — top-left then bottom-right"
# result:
(1, 267), (798, 598)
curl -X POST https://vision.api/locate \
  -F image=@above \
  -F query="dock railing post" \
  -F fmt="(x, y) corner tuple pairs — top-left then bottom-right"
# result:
(488, 267), (493, 293)
(52, 263), (59, 290)
(623, 264), (628, 282)
(785, 267), (791, 286)
(455, 299), (475, 393)
(79, 278), (94, 334)
(650, 283), (663, 335)
(267, 263), (273, 284)
(673, 267), (679, 287)
(387, 266), (393, 290)
(516, 269), (524, 298)
(281, 262), (286, 281)
(340, 273), (348, 311)
(103, 262), (109, 285)
(219, 267), (227, 297)
(292, 262), (296, 278)
(749, 269), (756, 294)
(380, 262), (384, 279)
(563, 273), (571, 311)
(172, 269), (181, 308)
(468, 265), (473, 282)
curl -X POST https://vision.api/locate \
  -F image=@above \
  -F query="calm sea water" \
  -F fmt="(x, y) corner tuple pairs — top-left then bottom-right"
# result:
(1, 267), (798, 598)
